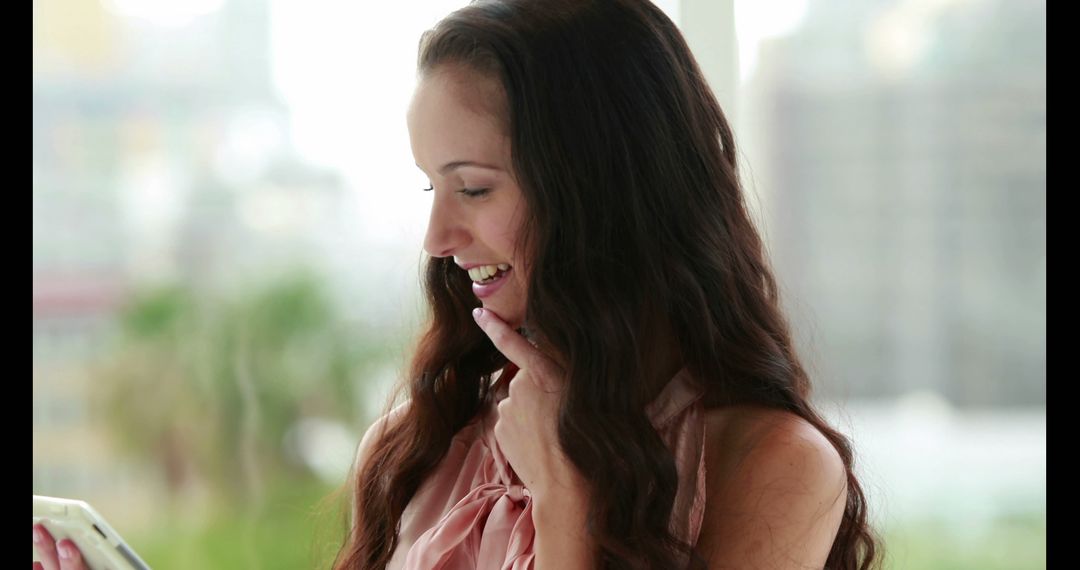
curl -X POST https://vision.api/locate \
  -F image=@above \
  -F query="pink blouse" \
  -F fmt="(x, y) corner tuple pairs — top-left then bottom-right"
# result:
(386, 365), (708, 569)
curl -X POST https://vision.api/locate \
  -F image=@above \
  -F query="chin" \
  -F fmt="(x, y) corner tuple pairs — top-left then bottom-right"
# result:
(483, 305), (525, 330)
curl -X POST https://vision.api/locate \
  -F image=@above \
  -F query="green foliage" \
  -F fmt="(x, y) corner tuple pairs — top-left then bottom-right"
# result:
(881, 514), (1046, 570)
(89, 268), (398, 506)
(125, 474), (348, 570)
(119, 286), (194, 340)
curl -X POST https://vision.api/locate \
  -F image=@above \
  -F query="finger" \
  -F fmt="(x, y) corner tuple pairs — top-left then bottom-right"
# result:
(33, 524), (60, 570)
(472, 308), (544, 372)
(56, 539), (86, 570)
(33, 563), (44, 570)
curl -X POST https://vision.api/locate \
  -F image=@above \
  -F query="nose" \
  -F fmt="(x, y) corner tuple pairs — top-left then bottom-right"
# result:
(423, 191), (469, 258)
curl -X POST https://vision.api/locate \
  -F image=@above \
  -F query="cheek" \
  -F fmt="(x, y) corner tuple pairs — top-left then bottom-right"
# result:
(498, 213), (522, 243)
(512, 258), (530, 302)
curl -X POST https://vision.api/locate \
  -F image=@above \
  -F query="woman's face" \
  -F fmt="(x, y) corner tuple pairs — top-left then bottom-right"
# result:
(407, 65), (529, 329)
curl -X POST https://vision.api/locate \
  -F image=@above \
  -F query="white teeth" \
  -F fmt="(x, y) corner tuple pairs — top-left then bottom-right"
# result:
(467, 264), (511, 282)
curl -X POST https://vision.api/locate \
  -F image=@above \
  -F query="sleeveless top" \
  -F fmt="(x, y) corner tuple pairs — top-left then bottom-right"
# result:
(386, 365), (708, 569)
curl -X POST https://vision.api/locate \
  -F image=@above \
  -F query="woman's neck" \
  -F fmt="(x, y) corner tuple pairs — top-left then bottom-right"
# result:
(501, 319), (685, 404)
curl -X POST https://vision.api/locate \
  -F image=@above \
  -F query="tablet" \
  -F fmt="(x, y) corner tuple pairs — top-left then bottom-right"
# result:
(33, 495), (151, 570)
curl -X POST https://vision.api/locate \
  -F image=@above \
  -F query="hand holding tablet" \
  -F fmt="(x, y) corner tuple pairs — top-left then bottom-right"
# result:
(33, 495), (151, 570)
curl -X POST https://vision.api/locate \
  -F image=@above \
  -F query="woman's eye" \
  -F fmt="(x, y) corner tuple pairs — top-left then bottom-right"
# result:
(459, 188), (490, 198)
(421, 185), (489, 197)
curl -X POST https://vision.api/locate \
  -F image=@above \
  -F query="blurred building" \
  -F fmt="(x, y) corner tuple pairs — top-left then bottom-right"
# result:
(33, 0), (351, 525)
(32, 272), (165, 526)
(740, 0), (1045, 408)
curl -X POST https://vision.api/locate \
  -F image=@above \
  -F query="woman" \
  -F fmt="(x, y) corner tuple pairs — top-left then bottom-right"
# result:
(28, 0), (878, 568)
(333, 0), (881, 568)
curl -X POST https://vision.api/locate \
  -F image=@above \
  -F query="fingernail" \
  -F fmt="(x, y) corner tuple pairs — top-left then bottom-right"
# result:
(33, 527), (42, 543)
(59, 542), (73, 560)
(472, 308), (483, 320)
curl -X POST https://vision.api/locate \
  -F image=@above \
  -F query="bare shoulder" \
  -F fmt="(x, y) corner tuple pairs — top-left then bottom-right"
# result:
(702, 405), (844, 475)
(353, 401), (410, 473)
(697, 405), (848, 568)
(347, 402), (410, 530)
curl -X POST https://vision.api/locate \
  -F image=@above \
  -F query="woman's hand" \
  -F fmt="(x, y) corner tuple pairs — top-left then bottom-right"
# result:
(472, 308), (587, 502)
(473, 309), (597, 567)
(33, 523), (87, 570)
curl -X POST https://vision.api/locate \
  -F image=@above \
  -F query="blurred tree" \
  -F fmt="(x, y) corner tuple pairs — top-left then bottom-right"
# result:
(89, 268), (394, 508)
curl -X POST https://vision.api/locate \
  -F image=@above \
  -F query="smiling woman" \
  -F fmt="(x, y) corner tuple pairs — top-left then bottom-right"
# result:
(334, 1), (882, 569)
(409, 63), (530, 329)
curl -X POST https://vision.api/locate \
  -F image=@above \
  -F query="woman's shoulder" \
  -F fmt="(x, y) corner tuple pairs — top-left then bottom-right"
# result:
(700, 404), (842, 482)
(353, 401), (411, 474)
(353, 399), (491, 475)
(696, 405), (848, 566)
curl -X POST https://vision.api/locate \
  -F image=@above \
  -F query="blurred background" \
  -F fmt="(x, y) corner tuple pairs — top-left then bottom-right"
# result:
(32, 0), (1045, 568)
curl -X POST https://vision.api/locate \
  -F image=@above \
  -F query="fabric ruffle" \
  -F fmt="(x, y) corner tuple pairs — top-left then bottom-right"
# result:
(388, 366), (706, 570)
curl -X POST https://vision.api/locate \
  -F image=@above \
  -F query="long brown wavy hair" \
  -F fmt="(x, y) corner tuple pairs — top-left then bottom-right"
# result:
(332, 0), (881, 568)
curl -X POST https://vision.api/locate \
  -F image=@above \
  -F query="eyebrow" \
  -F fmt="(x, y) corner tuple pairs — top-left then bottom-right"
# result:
(416, 161), (504, 175)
